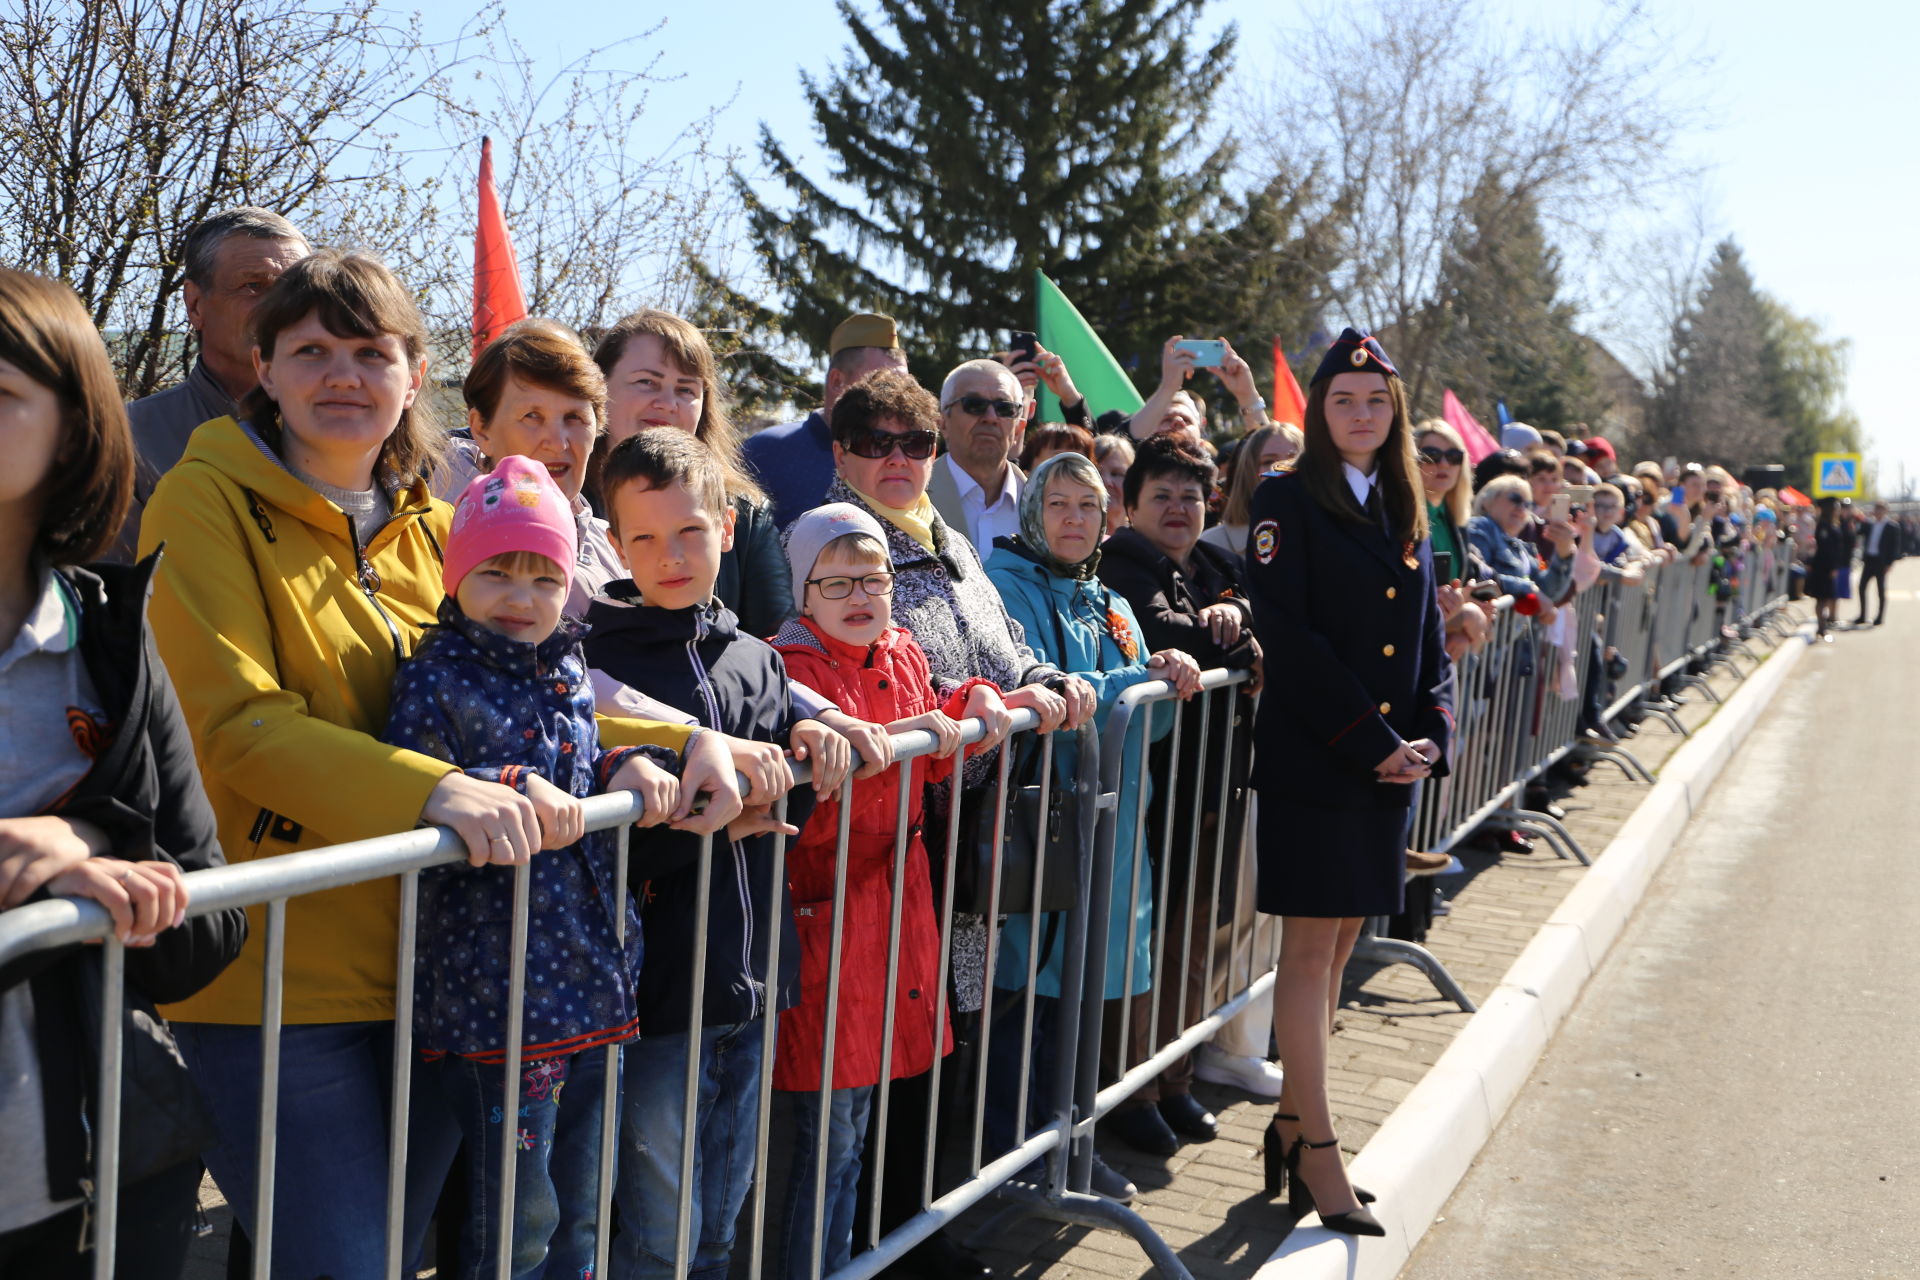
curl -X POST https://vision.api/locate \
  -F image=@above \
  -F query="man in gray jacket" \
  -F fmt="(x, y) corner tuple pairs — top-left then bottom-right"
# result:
(115, 208), (309, 559)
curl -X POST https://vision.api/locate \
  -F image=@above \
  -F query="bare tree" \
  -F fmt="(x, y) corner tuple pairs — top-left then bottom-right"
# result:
(0, 0), (750, 396)
(0, 0), (485, 395)
(1248, 0), (1709, 407)
(388, 22), (749, 373)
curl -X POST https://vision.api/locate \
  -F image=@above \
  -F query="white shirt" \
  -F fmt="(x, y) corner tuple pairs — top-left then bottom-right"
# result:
(946, 454), (1022, 557)
(1865, 519), (1890, 558)
(1343, 461), (1378, 509)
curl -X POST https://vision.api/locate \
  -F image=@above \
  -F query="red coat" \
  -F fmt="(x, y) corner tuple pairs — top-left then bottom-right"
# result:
(770, 620), (987, 1091)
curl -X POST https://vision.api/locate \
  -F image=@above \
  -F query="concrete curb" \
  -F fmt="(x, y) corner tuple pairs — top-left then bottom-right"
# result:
(1255, 625), (1813, 1280)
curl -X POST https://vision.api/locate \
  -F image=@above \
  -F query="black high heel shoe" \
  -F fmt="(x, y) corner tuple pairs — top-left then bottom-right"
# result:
(1285, 1135), (1385, 1237)
(1263, 1114), (1373, 1203)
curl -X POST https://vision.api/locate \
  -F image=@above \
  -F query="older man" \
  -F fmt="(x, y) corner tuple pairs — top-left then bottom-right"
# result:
(117, 207), (309, 559)
(742, 312), (908, 530)
(927, 358), (1030, 554)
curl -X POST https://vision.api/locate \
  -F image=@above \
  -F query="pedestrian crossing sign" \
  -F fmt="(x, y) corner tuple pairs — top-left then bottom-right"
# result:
(1811, 452), (1862, 498)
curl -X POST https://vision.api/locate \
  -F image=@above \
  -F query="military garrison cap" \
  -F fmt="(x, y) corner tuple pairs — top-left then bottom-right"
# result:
(1310, 328), (1398, 384)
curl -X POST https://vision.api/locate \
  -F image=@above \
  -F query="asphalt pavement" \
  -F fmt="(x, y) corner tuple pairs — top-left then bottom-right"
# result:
(1402, 564), (1920, 1280)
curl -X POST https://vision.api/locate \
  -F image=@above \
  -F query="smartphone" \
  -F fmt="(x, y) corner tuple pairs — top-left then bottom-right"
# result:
(1549, 493), (1572, 523)
(1008, 330), (1039, 362)
(1470, 580), (1503, 602)
(1433, 550), (1454, 584)
(1566, 484), (1594, 513)
(1173, 338), (1226, 368)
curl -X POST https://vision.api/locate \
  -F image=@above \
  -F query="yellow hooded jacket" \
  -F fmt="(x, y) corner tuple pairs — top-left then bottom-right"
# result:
(141, 417), (692, 1024)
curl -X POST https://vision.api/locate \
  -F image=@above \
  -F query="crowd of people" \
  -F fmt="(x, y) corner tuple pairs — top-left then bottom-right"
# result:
(0, 206), (1885, 1278)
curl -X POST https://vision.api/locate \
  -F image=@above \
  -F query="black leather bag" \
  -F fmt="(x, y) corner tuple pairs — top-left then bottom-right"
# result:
(953, 733), (1083, 915)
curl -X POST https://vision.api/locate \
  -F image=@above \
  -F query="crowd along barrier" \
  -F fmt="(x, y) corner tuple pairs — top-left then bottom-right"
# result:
(0, 539), (1799, 1280)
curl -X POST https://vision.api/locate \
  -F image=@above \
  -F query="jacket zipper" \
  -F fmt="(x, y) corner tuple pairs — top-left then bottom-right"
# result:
(348, 514), (405, 663)
(685, 630), (760, 1020)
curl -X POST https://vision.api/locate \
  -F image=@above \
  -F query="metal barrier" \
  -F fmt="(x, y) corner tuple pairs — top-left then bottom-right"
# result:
(0, 542), (1797, 1280)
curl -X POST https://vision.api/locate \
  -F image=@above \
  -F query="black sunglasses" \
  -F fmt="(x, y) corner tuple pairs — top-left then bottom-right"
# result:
(1418, 447), (1466, 466)
(945, 394), (1022, 419)
(841, 427), (940, 461)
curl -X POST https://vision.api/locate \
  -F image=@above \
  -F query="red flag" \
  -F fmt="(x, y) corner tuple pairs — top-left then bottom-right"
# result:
(473, 137), (527, 360)
(1271, 340), (1307, 427)
(1442, 389), (1501, 464)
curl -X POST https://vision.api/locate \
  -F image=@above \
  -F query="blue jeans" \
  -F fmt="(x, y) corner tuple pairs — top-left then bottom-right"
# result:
(172, 1020), (457, 1280)
(430, 1049), (616, 1279)
(613, 1021), (765, 1280)
(780, 1086), (874, 1280)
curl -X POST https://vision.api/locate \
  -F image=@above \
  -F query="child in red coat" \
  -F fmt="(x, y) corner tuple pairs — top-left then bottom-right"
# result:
(769, 504), (995, 1280)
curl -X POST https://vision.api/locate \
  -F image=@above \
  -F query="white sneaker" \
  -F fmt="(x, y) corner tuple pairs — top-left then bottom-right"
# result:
(1192, 1044), (1284, 1097)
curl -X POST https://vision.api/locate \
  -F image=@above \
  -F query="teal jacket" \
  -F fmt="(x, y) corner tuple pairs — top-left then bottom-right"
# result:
(985, 539), (1170, 999)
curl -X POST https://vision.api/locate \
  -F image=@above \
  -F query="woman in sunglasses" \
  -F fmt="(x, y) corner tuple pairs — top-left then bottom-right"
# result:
(1415, 421), (1498, 658)
(818, 368), (1096, 1275)
(1467, 474), (1572, 621)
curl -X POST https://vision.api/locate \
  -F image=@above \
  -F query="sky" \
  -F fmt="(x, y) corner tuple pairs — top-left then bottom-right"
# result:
(411, 0), (1920, 493)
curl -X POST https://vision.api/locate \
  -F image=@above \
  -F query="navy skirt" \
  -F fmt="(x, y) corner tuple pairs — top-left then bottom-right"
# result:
(1254, 797), (1412, 918)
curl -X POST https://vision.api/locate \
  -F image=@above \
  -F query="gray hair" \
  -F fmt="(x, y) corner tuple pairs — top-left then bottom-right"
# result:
(938, 357), (1019, 408)
(182, 207), (309, 287)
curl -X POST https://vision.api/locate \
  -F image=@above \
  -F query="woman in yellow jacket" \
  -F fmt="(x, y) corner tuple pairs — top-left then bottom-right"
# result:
(140, 250), (740, 1278)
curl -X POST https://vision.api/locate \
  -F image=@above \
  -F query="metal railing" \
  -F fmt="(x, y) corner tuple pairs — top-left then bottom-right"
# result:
(0, 539), (1798, 1280)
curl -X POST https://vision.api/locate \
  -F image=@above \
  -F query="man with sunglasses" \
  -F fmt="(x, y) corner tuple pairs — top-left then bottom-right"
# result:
(927, 358), (1033, 555)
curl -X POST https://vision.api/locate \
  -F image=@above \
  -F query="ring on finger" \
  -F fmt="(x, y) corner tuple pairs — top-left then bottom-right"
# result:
(118, 867), (135, 886)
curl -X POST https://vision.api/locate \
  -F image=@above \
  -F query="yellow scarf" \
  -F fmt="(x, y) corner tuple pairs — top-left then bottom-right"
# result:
(849, 483), (939, 554)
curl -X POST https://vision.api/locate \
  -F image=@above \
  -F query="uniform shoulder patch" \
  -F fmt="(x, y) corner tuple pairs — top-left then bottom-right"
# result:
(1253, 518), (1279, 564)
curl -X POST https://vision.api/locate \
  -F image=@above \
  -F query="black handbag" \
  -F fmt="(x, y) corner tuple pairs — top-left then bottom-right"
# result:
(953, 731), (1084, 914)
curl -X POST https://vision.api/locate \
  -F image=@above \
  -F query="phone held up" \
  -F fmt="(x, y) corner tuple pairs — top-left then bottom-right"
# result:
(1173, 338), (1226, 368)
(1008, 330), (1039, 362)
(1432, 550), (1454, 584)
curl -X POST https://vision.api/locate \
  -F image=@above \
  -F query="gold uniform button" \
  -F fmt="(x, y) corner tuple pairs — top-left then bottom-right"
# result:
(1385, 586), (1397, 599)
(1382, 644), (1396, 657)
(1378, 702), (1392, 715)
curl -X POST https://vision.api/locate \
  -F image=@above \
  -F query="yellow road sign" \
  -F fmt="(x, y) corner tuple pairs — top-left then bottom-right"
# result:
(1811, 452), (1863, 498)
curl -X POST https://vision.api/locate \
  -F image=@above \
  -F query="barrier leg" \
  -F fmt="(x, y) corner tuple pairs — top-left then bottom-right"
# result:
(1349, 918), (1477, 1013)
(1484, 809), (1592, 866)
(1578, 741), (1656, 784)
(971, 1184), (1198, 1280)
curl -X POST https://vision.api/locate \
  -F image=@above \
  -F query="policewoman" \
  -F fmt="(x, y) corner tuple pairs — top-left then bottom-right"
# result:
(1242, 329), (1453, 1235)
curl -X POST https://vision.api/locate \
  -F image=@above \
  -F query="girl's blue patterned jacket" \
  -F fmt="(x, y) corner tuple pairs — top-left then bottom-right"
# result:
(384, 598), (673, 1061)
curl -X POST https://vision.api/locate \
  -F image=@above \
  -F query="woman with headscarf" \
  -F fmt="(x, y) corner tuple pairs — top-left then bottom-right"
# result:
(981, 452), (1202, 1201)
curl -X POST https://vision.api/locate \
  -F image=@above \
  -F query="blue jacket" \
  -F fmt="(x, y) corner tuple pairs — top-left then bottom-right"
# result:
(1245, 472), (1454, 811)
(741, 410), (836, 532)
(384, 600), (659, 1062)
(1467, 515), (1571, 603)
(985, 539), (1167, 999)
(581, 586), (810, 1035)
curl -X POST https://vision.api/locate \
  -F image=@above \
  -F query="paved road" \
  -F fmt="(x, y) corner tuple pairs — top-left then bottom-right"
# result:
(1403, 566), (1920, 1280)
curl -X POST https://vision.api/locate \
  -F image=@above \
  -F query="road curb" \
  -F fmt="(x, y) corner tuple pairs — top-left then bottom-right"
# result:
(1254, 624), (1813, 1280)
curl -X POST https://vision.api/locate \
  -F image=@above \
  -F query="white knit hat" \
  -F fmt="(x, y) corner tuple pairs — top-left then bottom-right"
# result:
(783, 503), (891, 605)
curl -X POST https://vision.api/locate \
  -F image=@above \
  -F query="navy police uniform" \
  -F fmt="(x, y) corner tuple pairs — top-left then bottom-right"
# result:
(1243, 333), (1455, 918)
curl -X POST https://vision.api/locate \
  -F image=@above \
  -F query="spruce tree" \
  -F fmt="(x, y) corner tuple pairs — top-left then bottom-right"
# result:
(1647, 240), (1783, 466)
(717, 0), (1246, 396)
(1424, 174), (1603, 430)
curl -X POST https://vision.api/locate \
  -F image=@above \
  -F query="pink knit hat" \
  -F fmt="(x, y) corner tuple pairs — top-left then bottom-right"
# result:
(443, 455), (579, 598)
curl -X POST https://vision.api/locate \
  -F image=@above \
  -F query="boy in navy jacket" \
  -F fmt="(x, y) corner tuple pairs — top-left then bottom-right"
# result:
(385, 457), (683, 1276)
(583, 429), (815, 1280)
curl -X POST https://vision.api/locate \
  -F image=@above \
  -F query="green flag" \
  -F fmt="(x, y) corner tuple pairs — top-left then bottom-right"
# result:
(1035, 270), (1144, 423)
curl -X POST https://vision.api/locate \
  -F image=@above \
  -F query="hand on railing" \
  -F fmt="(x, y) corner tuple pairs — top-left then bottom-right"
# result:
(888, 710), (965, 759)
(0, 813), (187, 946)
(814, 708), (896, 780)
(726, 804), (799, 843)
(423, 772), (542, 866)
(525, 774), (587, 851)
(671, 730), (744, 834)
(789, 718), (853, 795)
(1144, 649), (1203, 698)
(604, 754), (679, 831)
(960, 684), (1016, 753)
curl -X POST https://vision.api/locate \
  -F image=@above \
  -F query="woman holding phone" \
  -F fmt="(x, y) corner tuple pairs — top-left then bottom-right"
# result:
(1241, 330), (1453, 1235)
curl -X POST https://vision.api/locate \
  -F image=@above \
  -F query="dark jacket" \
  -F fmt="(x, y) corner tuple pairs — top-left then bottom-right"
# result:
(580, 587), (811, 1034)
(1244, 472), (1454, 811)
(716, 497), (797, 640)
(1096, 528), (1259, 672)
(2, 557), (247, 1201)
(383, 601), (663, 1062)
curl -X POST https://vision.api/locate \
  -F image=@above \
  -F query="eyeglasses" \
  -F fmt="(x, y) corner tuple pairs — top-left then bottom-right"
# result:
(945, 394), (1022, 419)
(1501, 492), (1529, 506)
(841, 427), (940, 460)
(1418, 447), (1465, 466)
(804, 572), (896, 600)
